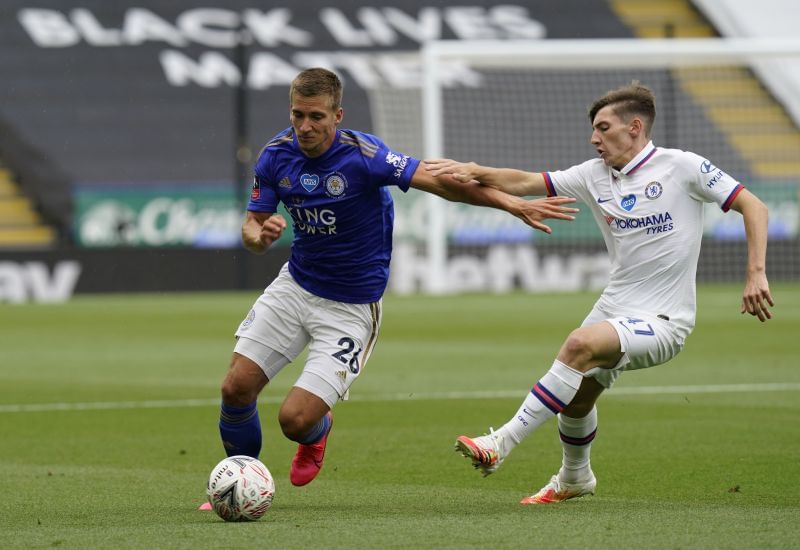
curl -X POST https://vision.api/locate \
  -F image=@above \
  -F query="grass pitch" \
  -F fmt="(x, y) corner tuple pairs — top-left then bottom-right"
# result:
(1, 284), (798, 548)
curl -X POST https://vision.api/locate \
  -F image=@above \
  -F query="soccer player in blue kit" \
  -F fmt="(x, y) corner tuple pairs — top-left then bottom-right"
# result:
(426, 82), (774, 504)
(211, 67), (579, 490)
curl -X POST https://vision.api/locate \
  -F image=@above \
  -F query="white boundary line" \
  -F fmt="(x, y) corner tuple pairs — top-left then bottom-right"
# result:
(1, 383), (799, 413)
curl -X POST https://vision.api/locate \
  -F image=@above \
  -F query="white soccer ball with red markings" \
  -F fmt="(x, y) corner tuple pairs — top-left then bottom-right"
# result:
(206, 455), (275, 521)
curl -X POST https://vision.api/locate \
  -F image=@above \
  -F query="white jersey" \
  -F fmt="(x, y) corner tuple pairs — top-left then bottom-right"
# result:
(544, 141), (744, 337)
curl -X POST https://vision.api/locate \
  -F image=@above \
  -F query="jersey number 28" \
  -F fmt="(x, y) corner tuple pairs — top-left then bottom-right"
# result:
(332, 337), (362, 374)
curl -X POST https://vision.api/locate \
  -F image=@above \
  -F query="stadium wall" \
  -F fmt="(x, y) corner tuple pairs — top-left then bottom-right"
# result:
(2, 240), (797, 302)
(0, 248), (288, 303)
(2, 2), (798, 302)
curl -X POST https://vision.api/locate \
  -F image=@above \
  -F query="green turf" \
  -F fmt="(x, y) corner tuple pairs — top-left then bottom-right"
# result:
(1, 284), (798, 548)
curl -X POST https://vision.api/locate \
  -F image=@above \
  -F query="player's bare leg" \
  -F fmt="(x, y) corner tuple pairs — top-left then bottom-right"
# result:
(280, 387), (333, 486)
(219, 354), (269, 457)
(201, 354), (269, 511)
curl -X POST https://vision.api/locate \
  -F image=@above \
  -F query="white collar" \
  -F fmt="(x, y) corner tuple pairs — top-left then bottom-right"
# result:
(611, 141), (656, 178)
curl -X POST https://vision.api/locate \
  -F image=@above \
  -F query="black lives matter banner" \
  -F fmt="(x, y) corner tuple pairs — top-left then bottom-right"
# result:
(0, 2), (637, 301)
(18, 5), (547, 90)
(0, 1), (629, 186)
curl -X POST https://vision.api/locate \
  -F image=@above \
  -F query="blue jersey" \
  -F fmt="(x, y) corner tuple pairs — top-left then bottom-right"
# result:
(249, 127), (420, 304)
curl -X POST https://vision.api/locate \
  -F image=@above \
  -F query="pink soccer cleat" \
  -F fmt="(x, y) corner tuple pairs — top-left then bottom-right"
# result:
(198, 501), (213, 511)
(289, 412), (333, 486)
(454, 428), (506, 477)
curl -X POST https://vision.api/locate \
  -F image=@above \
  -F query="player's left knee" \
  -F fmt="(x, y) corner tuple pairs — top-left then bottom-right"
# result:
(220, 373), (258, 407)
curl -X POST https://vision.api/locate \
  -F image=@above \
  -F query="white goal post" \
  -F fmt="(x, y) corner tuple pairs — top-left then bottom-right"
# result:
(400, 37), (800, 294)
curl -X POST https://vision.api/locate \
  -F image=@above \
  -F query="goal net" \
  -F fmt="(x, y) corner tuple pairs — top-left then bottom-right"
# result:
(369, 38), (800, 294)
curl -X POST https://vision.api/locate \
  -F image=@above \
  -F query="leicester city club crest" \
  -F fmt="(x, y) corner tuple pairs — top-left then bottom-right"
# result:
(240, 309), (256, 330)
(325, 172), (347, 198)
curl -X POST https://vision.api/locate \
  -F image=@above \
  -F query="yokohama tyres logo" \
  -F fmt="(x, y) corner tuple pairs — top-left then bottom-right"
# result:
(607, 211), (673, 230)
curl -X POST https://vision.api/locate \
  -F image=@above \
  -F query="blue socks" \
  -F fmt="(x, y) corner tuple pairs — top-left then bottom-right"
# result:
(219, 401), (262, 458)
(219, 402), (330, 455)
(291, 412), (331, 445)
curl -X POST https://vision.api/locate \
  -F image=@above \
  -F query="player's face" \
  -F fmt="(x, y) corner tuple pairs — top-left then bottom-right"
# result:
(590, 105), (640, 170)
(290, 93), (343, 158)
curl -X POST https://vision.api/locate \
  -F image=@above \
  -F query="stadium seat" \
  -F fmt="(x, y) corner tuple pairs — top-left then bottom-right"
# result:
(0, 165), (56, 249)
(610, 0), (800, 180)
(611, 0), (716, 38)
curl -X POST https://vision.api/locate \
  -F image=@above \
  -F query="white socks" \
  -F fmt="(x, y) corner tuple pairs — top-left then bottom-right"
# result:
(557, 406), (597, 483)
(495, 360), (584, 452)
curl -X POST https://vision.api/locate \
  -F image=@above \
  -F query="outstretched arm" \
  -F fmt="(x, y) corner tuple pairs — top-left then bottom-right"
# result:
(423, 158), (549, 197)
(730, 189), (774, 321)
(242, 210), (287, 254)
(408, 163), (577, 235)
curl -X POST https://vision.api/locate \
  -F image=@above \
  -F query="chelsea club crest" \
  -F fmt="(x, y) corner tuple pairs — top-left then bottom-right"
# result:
(644, 181), (663, 200)
(325, 172), (348, 198)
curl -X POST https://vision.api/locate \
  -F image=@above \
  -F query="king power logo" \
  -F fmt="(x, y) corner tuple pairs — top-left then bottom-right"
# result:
(0, 261), (81, 303)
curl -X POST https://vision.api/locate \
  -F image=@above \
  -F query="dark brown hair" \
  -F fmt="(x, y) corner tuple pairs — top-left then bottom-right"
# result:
(290, 68), (343, 111)
(589, 82), (656, 136)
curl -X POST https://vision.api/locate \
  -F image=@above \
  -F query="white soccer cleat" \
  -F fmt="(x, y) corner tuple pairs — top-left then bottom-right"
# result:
(519, 472), (597, 505)
(454, 428), (506, 477)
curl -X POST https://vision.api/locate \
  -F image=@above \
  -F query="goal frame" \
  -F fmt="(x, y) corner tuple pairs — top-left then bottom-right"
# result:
(419, 37), (800, 293)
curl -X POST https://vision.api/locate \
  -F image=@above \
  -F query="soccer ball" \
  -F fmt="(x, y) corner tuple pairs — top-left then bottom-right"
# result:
(206, 455), (275, 522)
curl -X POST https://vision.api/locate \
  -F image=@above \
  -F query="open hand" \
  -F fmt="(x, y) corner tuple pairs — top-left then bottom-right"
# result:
(513, 196), (579, 234)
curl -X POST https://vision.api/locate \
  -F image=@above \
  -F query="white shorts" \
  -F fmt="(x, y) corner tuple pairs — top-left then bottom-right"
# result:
(581, 303), (686, 389)
(233, 264), (382, 407)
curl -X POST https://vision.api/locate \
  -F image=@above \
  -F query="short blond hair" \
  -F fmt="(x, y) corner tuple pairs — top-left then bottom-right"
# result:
(290, 68), (343, 111)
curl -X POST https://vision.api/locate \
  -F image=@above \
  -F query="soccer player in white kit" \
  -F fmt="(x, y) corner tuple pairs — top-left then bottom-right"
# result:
(425, 82), (774, 504)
